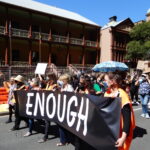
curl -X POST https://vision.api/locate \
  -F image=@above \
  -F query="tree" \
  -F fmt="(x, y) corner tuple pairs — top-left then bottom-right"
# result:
(126, 21), (150, 60)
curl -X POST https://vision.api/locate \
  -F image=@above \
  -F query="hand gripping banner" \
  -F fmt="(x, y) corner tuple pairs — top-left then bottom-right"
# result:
(14, 90), (121, 150)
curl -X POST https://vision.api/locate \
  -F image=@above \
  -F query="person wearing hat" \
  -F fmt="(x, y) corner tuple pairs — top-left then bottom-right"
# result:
(136, 74), (150, 119)
(10, 75), (28, 131)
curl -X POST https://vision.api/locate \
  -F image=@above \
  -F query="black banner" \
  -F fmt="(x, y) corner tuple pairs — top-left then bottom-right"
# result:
(14, 90), (121, 150)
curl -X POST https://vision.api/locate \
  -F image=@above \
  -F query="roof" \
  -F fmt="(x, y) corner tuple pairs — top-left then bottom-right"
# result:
(102, 20), (124, 30)
(102, 18), (134, 30)
(0, 0), (99, 27)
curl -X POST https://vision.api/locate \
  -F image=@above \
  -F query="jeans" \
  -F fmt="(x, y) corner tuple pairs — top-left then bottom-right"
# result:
(29, 119), (34, 133)
(59, 127), (70, 144)
(43, 120), (50, 140)
(139, 94), (149, 114)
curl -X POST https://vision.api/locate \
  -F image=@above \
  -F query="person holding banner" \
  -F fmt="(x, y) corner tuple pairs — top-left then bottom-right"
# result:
(57, 74), (74, 146)
(24, 78), (41, 137)
(104, 72), (135, 150)
(38, 73), (58, 143)
(10, 75), (29, 131)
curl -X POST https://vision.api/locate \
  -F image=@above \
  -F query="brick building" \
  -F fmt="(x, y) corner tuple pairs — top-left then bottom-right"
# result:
(100, 16), (134, 62)
(0, 0), (100, 67)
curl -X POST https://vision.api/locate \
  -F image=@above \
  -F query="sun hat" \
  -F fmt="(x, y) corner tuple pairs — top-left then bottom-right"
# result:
(14, 75), (24, 83)
(141, 73), (147, 77)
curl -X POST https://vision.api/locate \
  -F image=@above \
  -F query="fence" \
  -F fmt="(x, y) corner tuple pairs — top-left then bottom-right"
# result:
(0, 66), (54, 86)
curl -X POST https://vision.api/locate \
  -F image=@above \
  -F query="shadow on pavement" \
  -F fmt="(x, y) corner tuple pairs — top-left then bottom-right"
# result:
(33, 120), (59, 139)
(133, 126), (147, 139)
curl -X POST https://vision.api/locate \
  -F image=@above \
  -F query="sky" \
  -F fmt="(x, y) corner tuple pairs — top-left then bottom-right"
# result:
(36, 0), (150, 26)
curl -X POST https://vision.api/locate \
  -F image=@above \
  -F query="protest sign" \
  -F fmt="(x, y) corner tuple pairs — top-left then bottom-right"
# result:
(35, 63), (47, 75)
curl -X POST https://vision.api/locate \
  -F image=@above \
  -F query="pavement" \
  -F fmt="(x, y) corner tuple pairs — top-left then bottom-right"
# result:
(0, 104), (9, 115)
(0, 104), (149, 150)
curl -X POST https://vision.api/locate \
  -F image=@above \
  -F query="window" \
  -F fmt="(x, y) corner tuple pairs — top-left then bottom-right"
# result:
(12, 50), (20, 61)
(32, 51), (39, 62)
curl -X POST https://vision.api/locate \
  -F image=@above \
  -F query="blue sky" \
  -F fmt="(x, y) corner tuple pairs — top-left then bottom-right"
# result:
(36, 0), (150, 26)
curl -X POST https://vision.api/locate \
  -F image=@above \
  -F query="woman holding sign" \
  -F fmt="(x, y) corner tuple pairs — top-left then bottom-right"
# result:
(56, 74), (74, 146)
(104, 72), (135, 150)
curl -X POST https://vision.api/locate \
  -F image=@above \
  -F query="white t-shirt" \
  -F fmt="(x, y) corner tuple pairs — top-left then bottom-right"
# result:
(61, 84), (74, 92)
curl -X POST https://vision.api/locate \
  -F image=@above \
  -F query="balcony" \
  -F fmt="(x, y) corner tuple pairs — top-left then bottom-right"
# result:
(86, 40), (97, 47)
(70, 38), (83, 45)
(0, 26), (5, 35)
(41, 33), (49, 41)
(12, 28), (28, 38)
(113, 41), (127, 49)
(32, 32), (40, 40)
(0, 26), (98, 48)
(52, 35), (67, 43)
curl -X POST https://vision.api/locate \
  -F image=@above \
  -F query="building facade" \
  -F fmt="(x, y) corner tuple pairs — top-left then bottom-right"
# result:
(100, 16), (134, 62)
(0, 0), (100, 66)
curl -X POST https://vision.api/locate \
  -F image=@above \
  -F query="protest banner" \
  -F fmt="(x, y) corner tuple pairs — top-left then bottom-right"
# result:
(14, 90), (121, 150)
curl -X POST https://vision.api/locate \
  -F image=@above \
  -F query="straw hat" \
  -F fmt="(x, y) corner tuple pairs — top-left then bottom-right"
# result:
(14, 75), (24, 83)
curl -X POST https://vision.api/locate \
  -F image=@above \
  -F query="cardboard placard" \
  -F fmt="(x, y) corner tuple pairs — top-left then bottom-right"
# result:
(137, 60), (145, 70)
(35, 63), (47, 75)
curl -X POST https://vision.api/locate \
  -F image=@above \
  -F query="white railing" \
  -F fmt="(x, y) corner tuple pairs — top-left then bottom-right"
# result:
(52, 35), (67, 43)
(86, 40), (97, 47)
(1, 27), (97, 47)
(32, 32), (40, 40)
(70, 38), (83, 45)
(12, 28), (28, 38)
(0, 26), (5, 35)
(41, 33), (49, 41)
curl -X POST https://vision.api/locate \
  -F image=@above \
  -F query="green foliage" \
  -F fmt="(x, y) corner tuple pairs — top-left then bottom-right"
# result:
(126, 21), (150, 60)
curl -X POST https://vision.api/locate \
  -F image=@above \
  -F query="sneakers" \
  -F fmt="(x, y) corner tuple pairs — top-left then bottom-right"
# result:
(56, 142), (66, 146)
(145, 113), (150, 119)
(37, 138), (47, 143)
(140, 113), (150, 119)
(140, 114), (145, 118)
(135, 101), (140, 105)
(132, 101), (140, 105)
(24, 132), (32, 137)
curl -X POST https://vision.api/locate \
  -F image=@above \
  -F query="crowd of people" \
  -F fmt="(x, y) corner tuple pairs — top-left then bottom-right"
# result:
(2, 70), (150, 150)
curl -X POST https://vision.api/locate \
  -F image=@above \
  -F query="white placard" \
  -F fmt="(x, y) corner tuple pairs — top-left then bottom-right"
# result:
(35, 63), (48, 75)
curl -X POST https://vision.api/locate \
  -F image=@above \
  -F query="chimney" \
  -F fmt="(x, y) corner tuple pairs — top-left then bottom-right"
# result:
(109, 16), (117, 22)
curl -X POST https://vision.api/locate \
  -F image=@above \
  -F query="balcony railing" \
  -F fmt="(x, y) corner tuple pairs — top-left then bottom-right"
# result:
(86, 40), (97, 47)
(0, 26), (5, 35)
(52, 35), (67, 43)
(32, 32), (40, 40)
(41, 33), (49, 41)
(12, 28), (28, 38)
(70, 38), (83, 45)
(0, 26), (98, 48)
